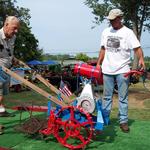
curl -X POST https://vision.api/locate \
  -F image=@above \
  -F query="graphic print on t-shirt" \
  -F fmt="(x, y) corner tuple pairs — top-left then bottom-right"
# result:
(107, 36), (122, 53)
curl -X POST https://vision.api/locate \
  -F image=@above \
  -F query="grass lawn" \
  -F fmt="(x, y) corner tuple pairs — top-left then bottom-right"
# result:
(0, 83), (150, 150)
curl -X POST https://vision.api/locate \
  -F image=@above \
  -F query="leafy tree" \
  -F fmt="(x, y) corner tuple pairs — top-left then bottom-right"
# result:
(85, 0), (150, 68)
(75, 53), (89, 62)
(43, 53), (72, 60)
(14, 21), (43, 61)
(0, 0), (16, 25)
(0, 0), (43, 62)
(144, 56), (150, 61)
(144, 56), (150, 69)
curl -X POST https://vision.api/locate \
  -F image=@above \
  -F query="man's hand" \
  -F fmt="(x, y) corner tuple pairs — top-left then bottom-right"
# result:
(138, 58), (146, 70)
(134, 47), (145, 70)
(12, 57), (20, 67)
(96, 64), (101, 69)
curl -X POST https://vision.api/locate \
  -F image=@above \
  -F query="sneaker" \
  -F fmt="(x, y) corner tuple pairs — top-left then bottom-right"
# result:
(120, 123), (130, 133)
(0, 111), (15, 117)
(0, 106), (5, 112)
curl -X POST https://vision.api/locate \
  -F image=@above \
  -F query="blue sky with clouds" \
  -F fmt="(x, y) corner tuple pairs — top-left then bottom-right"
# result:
(17, 0), (150, 57)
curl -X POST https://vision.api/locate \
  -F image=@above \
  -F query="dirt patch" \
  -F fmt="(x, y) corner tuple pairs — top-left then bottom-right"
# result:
(112, 87), (150, 109)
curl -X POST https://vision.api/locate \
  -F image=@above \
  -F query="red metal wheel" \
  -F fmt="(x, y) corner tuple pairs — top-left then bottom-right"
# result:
(54, 106), (93, 149)
(39, 110), (59, 136)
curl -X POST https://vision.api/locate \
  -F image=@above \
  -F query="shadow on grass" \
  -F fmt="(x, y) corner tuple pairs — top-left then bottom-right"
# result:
(86, 118), (135, 149)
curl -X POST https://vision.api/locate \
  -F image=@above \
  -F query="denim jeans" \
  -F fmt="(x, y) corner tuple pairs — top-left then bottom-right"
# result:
(0, 67), (10, 96)
(102, 73), (129, 124)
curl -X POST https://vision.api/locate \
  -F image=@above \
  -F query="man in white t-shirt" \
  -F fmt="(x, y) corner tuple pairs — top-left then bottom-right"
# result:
(96, 9), (145, 133)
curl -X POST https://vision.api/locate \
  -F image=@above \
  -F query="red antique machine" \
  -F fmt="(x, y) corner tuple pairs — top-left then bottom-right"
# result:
(1, 62), (106, 150)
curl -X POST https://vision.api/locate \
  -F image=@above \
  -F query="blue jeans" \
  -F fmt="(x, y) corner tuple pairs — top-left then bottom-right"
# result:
(0, 67), (10, 96)
(102, 73), (129, 124)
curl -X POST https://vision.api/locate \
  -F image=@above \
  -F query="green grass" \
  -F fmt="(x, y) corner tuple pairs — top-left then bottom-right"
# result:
(144, 99), (150, 108)
(4, 83), (56, 107)
(0, 110), (150, 150)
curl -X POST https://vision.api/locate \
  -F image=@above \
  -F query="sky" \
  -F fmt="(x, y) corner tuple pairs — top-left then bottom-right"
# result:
(17, 0), (150, 57)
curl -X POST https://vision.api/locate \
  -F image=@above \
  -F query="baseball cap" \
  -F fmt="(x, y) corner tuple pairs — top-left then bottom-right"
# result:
(107, 9), (123, 20)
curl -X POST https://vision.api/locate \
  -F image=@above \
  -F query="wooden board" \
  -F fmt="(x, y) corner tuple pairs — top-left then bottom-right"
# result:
(2, 66), (67, 107)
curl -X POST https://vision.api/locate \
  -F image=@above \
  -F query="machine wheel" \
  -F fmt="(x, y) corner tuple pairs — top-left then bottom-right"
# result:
(54, 106), (93, 149)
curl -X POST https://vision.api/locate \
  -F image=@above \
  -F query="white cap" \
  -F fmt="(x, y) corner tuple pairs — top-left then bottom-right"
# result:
(107, 9), (123, 20)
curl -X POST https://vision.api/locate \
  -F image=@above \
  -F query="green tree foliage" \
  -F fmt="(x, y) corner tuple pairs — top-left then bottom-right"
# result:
(0, 0), (43, 61)
(14, 22), (43, 61)
(85, 0), (150, 68)
(0, 0), (16, 24)
(75, 53), (89, 62)
(144, 56), (150, 61)
(144, 56), (150, 69)
(43, 53), (71, 61)
(85, 0), (150, 39)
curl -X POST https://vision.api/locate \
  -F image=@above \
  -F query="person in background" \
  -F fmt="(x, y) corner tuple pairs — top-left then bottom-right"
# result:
(96, 9), (145, 133)
(0, 16), (20, 134)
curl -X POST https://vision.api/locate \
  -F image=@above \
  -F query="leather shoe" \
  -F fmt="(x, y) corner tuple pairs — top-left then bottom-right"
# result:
(0, 111), (15, 117)
(120, 123), (130, 133)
